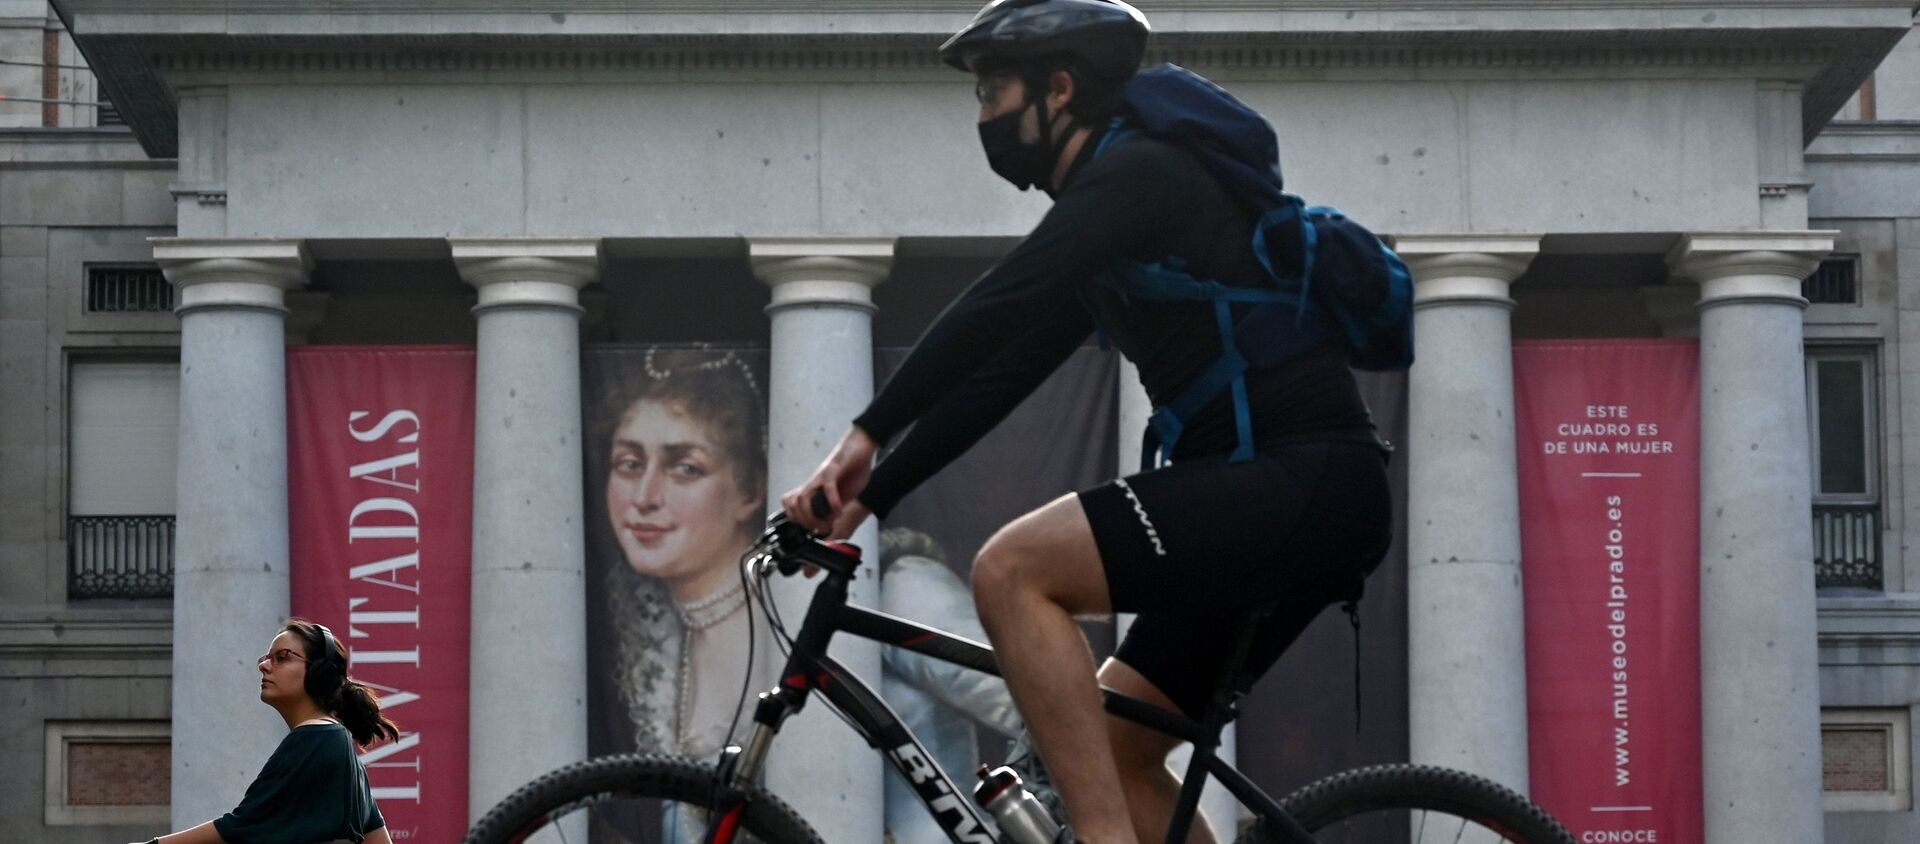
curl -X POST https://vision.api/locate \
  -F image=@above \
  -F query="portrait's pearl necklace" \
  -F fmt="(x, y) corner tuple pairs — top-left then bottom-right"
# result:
(674, 578), (747, 631)
(674, 578), (749, 750)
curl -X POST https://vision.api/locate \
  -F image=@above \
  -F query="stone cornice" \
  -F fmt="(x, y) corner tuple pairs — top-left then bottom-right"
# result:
(1808, 120), (1920, 164)
(143, 37), (1848, 75)
(0, 611), (171, 666)
(51, 0), (1913, 158)
(1819, 595), (1920, 668)
(47, 1), (1920, 22)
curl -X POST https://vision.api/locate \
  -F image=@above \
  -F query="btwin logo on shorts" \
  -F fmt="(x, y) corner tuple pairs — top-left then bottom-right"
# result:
(1113, 479), (1167, 557)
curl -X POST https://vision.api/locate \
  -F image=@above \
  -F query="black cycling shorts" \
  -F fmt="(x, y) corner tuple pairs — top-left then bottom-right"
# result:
(1078, 439), (1392, 719)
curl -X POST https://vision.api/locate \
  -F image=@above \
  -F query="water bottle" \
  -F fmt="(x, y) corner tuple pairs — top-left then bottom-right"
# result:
(974, 764), (1060, 844)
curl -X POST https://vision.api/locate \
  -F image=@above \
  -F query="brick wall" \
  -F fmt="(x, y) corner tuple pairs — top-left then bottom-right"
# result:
(65, 742), (169, 806)
(1824, 726), (1893, 793)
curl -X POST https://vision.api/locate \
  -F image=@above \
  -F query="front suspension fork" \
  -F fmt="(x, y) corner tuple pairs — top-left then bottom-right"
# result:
(702, 687), (803, 844)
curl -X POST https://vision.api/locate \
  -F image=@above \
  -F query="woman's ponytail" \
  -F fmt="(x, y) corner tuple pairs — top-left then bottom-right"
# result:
(331, 678), (401, 748)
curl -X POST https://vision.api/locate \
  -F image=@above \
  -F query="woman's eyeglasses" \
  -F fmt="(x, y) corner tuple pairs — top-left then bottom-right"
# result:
(258, 648), (308, 667)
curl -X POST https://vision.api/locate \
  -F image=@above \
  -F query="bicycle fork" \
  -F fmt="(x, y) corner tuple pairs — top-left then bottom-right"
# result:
(701, 569), (848, 844)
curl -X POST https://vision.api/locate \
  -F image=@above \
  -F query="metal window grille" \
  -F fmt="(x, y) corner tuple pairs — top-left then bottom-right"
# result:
(1813, 504), (1881, 590)
(67, 516), (174, 599)
(85, 266), (171, 313)
(97, 93), (123, 127)
(1804, 258), (1860, 305)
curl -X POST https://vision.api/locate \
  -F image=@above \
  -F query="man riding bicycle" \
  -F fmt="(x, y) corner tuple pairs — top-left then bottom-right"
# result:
(781, 2), (1393, 843)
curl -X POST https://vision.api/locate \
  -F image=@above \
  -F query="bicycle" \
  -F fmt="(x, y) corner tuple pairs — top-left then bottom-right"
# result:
(465, 514), (1574, 844)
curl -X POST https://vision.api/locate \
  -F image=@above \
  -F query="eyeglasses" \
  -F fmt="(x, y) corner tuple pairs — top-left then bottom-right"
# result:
(258, 648), (308, 667)
(974, 73), (1020, 106)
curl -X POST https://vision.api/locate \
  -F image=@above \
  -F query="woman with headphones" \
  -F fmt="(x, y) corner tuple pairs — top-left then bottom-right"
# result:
(135, 618), (399, 844)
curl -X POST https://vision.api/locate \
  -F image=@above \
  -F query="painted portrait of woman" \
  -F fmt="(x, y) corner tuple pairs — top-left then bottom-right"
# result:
(586, 346), (774, 768)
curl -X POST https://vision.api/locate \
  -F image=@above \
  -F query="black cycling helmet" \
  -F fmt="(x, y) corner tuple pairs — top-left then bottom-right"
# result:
(939, 0), (1150, 83)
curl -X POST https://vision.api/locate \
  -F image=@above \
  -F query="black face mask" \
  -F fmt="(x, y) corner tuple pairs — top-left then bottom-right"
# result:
(978, 102), (1056, 191)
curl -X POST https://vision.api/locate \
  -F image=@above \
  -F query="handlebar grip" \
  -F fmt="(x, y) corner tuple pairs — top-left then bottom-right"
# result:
(810, 488), (833, 520)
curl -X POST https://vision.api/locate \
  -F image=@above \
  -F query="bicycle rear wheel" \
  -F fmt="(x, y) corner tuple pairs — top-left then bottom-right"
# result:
(1236, 763), (1575, 844)
(463, 753), (823, 844)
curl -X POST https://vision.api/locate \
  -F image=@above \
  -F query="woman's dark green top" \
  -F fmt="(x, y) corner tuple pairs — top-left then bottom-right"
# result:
(213, 722), (385, 844)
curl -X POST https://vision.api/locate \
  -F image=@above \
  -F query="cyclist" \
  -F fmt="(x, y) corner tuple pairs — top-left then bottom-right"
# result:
(782, 2), (1392, 842)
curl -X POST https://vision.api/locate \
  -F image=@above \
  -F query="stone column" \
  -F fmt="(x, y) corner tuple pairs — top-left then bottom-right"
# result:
(451, 238), (600, 820)
(750, 237), (892, 844)
(152, 238), (312, 827)
(1397, 234), (1540, 793)
(1668, 231), (1835, 844)
(1114, 361), (1241, 839)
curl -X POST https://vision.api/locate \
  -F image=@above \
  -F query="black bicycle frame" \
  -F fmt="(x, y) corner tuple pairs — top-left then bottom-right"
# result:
(716, 529), (1320, 844)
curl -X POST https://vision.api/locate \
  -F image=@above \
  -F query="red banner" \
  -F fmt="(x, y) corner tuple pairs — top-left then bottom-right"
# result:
(1515, 340), (1702, 844)
(289, 347), (475, 844)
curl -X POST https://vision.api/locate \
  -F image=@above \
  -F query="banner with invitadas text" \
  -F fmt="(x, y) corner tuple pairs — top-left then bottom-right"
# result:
(1515, 339), (1702, 844)
(289, 346), (475, 844)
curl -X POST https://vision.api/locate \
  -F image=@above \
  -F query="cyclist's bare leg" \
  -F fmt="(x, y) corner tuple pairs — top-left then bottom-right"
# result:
(972, 492), (1135, 844)
(1097, 659), (1219, 844)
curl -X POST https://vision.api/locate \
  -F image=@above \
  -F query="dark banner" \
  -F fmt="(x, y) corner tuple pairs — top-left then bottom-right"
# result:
(1515, 340), (1702, 843)
(287, 346), (476, 844)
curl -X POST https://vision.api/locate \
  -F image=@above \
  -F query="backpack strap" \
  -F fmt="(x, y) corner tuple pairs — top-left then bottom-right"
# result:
(1251, 198), (1324, 329)
(1088, 116), (1296, 471)
(1138, 297), (1262, 469)
(1091, 116), (1133, 160)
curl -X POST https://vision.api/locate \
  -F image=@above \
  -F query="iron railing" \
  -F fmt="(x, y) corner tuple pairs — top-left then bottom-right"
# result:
(1813, 503), (1881, 590)
(68, 515), (174, 599)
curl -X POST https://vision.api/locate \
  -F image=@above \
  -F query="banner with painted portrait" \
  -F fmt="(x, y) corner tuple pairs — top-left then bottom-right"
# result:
(579, 343), (1120, 843)
(582, 346), (772, 758)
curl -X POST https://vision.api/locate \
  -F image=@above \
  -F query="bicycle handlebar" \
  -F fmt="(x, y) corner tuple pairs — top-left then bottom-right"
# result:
(753, 513), (863, 580)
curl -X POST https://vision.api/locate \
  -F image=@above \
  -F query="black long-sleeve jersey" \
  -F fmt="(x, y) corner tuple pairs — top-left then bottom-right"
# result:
(853, 127), (1376, 519)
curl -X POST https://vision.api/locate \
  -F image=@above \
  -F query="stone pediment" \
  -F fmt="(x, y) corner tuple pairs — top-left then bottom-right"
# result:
(50, 0), (1916, 157)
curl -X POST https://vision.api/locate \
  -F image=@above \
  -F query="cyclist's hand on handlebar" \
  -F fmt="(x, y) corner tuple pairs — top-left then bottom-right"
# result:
(780, 426), (877, 539)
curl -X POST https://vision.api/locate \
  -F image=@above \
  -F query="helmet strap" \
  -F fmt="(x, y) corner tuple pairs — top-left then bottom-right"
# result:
(1026, 71), (1079, 172)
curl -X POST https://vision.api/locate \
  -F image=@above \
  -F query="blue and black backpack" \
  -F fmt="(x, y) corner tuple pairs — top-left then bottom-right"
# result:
(1090, 64), (1413, 470)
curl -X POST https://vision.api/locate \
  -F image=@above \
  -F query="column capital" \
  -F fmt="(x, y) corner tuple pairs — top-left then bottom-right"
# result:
(151, 237), (312, 317)
(1392, 234), (1541, 310)
(748, 237), (895, 313)
(450, 238), (601, 316)
(1666, 231), (1836, 310)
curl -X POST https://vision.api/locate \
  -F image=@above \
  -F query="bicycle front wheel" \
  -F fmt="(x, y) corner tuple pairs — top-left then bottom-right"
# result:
(1237, 763), (1575, 844)
(463, 753), (823, 844)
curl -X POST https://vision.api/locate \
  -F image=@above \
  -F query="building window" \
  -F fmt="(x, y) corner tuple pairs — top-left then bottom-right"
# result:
(43, 721), (170, 825)
(67, 360), (178, 599)
(1803, 257), (1860, 305)
(1822, 708), (1912, 812)
(85, 265), (171, 313)
(1807, 348), (1881, 590)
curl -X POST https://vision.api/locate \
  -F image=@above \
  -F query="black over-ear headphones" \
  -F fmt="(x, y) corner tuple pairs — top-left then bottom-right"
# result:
(304, 623), (346, 699)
